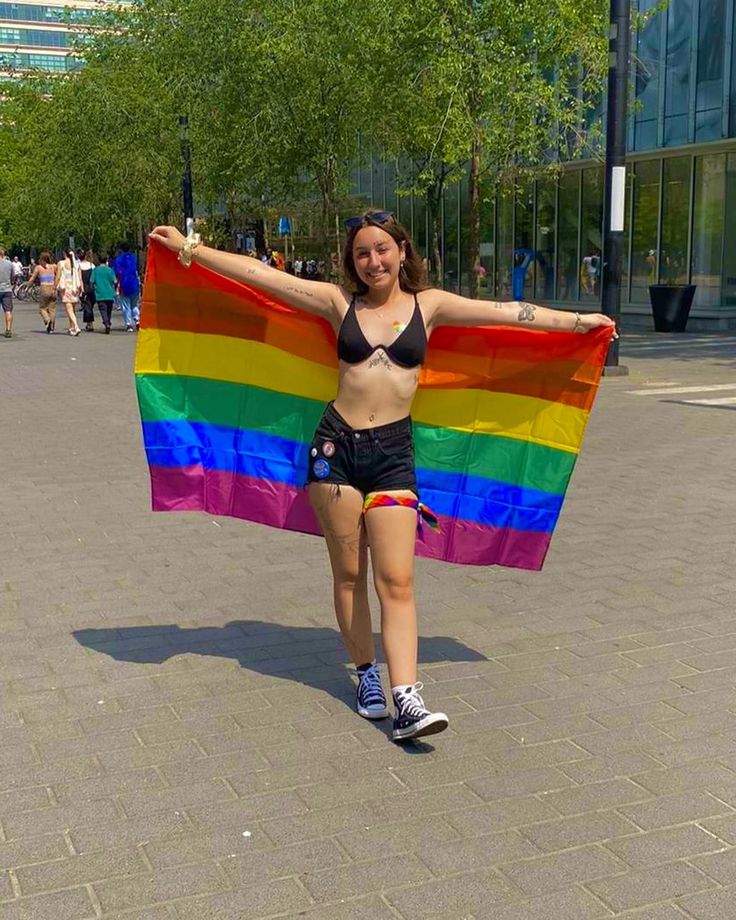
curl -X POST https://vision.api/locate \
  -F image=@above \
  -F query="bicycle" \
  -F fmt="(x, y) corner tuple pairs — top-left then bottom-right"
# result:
(13, 280), (40, 302)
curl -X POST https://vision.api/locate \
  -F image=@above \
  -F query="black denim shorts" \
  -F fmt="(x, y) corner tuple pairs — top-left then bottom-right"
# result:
(306, 402), (417, 495)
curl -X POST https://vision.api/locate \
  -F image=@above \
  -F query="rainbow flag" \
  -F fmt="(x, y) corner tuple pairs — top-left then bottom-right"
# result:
(135, 245), (612, 570)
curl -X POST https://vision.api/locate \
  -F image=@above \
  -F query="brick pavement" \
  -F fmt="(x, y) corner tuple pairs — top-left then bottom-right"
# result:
(1, 299), (736, 919)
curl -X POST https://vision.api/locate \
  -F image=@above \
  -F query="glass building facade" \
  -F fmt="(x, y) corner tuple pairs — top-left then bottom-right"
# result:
(350, 0), (736, 328)
(0, 1), (111, 75)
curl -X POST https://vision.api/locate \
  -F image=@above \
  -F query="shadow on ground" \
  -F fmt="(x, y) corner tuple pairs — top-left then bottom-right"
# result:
(73, 621), (486, 731)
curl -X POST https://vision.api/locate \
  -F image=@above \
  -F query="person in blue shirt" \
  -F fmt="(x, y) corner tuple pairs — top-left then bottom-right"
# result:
(113, 242), (141, 331)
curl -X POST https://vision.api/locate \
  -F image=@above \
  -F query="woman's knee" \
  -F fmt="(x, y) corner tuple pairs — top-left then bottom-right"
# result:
(374, 570), (414, 604)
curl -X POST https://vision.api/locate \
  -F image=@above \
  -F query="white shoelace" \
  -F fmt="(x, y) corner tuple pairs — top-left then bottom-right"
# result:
(395, 682), (430, 719)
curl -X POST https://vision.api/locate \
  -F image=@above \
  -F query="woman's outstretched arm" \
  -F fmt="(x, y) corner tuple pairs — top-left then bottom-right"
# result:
(425, 289), (616, 335)
(148, 226), (341, 322)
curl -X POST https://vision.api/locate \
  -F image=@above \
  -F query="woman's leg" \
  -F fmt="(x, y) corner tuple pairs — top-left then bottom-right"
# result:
(64, 299), (79, 332)
(308, 482), (374, 666)
(363, 493), (419, 688)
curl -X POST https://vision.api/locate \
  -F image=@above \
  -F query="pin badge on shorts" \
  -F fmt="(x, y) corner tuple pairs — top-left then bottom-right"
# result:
(313, 458), (330, 479)
(322, 440), (335, 458)
(310, 447), (318, 457)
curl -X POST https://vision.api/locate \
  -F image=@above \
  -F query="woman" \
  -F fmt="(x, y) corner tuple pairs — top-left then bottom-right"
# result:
(28, 251), (57, 333)
(150, 211), (615, 742)
(55, 249), (82, 335)
(78, 249), (96, 331)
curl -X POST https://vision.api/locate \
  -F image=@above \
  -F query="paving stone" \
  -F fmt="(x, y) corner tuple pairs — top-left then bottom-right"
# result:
(474, 886), (613, 920)
(619, 790), (736, 831)
(93, 863), (232, 913)
(585, 862), (717, 912)
(0, 886), (97, 919)
(301, 853), (430, 903)
(336, 814), (459, 860)
(15, 847), (148, 895)
(521, 810), (639, 852)
(543, 778), (652, 816)
(689, 847), (736, 885)
(498, 846), (626, 896)
(171, 879), (312, 919)
(677, 885), (736, 919)
(383, 870), (517, 919)
(604, 824), (726, 868)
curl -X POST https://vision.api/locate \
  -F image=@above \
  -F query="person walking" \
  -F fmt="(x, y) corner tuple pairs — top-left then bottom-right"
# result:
(149, 211), (615, 742)
(78, 250), (96, 331)
(28, 251), (57, 332)
(90, 255), (117, 334)
(113, 243), (140, 331)
(55, 250), (82, 336)
(0, 248), (14, 338)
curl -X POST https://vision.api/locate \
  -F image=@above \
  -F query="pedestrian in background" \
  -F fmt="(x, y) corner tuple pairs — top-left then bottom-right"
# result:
(78, 249), (96, 331)
(55, 249), (82, 335)
(0, 248), (14, 338)
(113, 243), (140, 332)
(90, 255), (117, 334)
(28, 251), (57, 333)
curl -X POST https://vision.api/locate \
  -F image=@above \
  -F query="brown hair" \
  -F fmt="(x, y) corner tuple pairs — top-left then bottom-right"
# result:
(39, 250), (53, 267)
(342, 209), (428, 295)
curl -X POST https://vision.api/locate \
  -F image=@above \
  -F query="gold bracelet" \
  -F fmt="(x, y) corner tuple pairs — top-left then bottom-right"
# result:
(177, 232), (202, 269)
(571, 312), (583, 334)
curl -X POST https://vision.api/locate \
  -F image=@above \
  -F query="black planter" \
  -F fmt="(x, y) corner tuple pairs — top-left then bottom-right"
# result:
(649, 284), (696, 333)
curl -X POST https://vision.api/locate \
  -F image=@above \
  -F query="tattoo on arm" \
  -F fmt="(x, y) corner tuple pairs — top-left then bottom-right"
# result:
(285, 285), (314, 297)
(244, 267), (258, 276)
(518, 302), (537, 323)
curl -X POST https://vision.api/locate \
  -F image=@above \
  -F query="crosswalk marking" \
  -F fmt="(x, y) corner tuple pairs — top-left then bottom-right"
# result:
(627, 384), (736, 396)
(680, 396), (736, 406)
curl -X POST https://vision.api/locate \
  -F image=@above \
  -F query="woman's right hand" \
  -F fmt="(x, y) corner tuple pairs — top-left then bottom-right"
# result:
(149, 226), (186, 253)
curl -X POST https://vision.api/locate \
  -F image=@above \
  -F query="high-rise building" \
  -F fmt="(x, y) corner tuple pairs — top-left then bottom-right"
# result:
(0, 1), (117, 75)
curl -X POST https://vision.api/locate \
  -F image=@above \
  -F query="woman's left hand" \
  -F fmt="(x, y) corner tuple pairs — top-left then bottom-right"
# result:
(580, 313), (618, 338)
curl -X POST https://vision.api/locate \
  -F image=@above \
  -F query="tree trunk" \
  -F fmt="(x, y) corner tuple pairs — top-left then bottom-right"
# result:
(468, 136), (481, 300)
(317, 156), (338, 273)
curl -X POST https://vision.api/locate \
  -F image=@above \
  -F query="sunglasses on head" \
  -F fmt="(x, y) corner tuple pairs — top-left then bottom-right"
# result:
(344, 210), (394, 230)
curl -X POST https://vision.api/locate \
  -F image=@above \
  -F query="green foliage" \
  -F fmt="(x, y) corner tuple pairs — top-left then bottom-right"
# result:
(0, 0), (612, 268)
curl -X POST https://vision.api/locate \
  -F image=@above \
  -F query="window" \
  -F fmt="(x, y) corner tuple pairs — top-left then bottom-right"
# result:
(514, 182), (534, 301)
(478, 190), (495, 300)
(630, 160), (660, 302)
(534, 180), (556, 301)
(695, 0), (726, 142)
(659, 157), (691, 284)
(691, 153), (725, 306)
(443, 180), (460, 293)
(664, 0), (692, 146)
(634, 0), (663, 150)
(496, 192), (513, 298)
(0, 27), (70, 48)
(580, 168), (603, 303)
(722, 153), (736, 306)
(556, 171), (579, 301)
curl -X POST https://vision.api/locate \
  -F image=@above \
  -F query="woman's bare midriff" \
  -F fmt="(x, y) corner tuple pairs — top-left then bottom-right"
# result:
(333, 358), (420, 428)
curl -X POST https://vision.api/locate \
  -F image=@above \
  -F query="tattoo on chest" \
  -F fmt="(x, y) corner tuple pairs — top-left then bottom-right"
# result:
(285, 285), (314, 297)
(518, 303), (537, 322)
(368, 349), (393, 370)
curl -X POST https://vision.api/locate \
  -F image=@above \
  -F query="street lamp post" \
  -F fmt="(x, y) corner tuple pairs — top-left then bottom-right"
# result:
(601, 0), (631, 375)
(178, 114), (194, 236)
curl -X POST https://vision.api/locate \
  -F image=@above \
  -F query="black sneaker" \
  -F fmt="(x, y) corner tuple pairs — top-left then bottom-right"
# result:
(356, 663), (389, 720)
(392, 683), (448, 742)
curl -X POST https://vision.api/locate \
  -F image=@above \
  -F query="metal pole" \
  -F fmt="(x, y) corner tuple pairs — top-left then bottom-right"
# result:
(601, 0), (631, 373)
(178, 114), (194, 236)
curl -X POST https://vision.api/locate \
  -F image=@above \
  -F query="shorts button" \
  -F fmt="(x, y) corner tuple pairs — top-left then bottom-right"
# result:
(354, 432), (361, 440)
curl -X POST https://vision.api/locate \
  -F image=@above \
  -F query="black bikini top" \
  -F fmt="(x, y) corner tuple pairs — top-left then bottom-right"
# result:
(337, 295), (427, 369)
